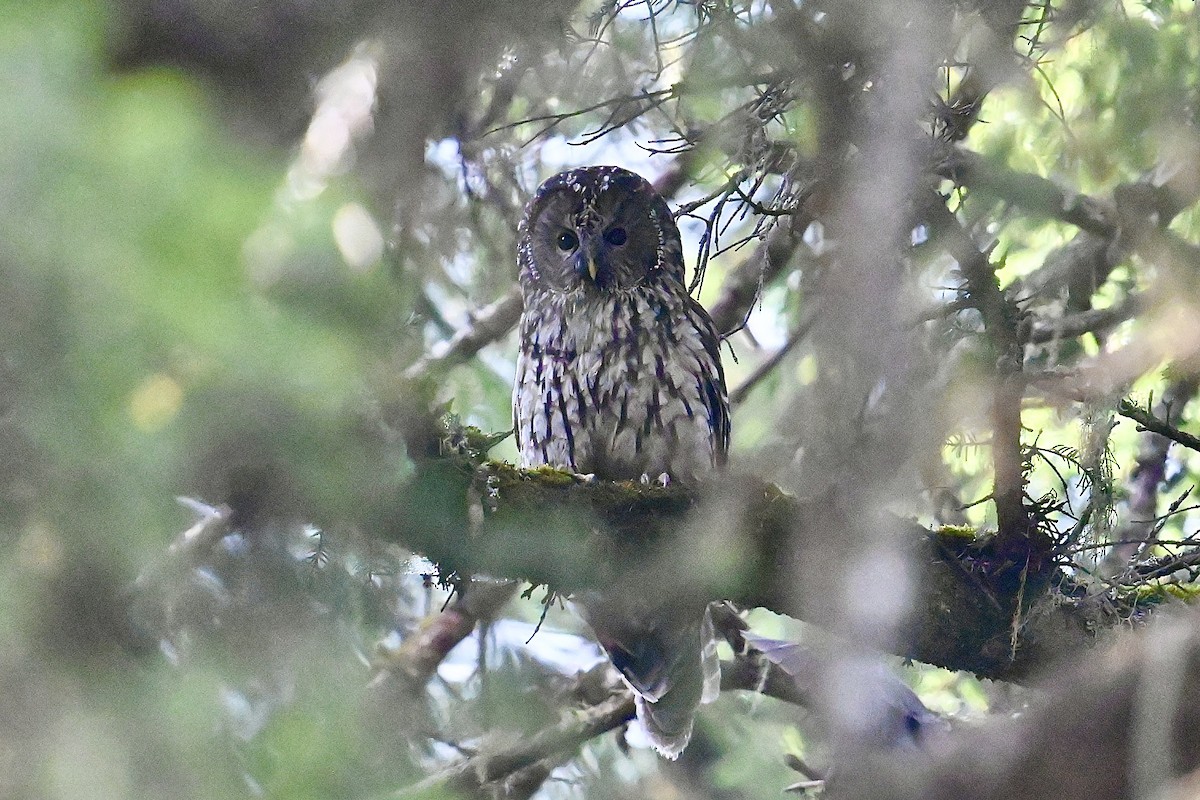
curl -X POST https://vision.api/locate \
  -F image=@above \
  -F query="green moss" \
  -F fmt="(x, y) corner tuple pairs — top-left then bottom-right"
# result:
(462, 425), (512, 458)
(485, 461), (526, 489)
(525, 465), (579, 486)
(1131, 579), (1200, 603)
(935, 524), (981, 540)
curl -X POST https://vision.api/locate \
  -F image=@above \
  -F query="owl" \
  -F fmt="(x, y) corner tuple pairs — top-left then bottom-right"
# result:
(513, 166), (730, 757)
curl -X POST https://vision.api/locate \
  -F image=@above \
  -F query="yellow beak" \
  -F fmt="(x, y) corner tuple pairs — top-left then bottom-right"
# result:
(586, 256), (599, 282)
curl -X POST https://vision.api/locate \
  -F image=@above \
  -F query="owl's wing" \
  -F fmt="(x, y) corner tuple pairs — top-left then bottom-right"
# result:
(688, 296), (731, 465)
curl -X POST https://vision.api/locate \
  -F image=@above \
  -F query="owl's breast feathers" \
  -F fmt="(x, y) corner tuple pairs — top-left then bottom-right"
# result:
(513, 281), (728, 482)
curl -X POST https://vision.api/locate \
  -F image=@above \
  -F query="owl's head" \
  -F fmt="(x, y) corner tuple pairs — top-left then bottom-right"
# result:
(517, 166), (684, 295)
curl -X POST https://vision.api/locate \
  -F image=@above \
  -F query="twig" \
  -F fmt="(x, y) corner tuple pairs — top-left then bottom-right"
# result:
(709, 223), (805, 337)
(1117, 398), (1200, 454)
(730, 307), (819, 405)
(1100, 379), (1200, 574)
(389, 691), (636, 798)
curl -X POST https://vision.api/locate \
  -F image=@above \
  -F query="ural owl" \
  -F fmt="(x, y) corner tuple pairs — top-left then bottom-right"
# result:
(513, 165), (730, 757)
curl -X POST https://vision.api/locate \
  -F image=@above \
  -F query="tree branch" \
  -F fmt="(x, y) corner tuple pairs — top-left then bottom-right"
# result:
(829, 609), (1200, 800)
(390, 609), (932, 798)
(709, 222), (805, 337)
(382, 457), (1128, 683)
(940, 148), (1117, 237)
(372, 578), (520, 691)
(391, 690), (636, 799)
(729, 306), (818, 405)
(1118, 397), (1200, 454)
(923, 197), (1047, 567)
(402, 287), (524, 383)
(1028, 293), (1143, 343)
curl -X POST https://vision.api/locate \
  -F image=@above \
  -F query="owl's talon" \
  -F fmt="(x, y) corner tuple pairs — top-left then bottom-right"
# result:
(655, 472), (671, 488)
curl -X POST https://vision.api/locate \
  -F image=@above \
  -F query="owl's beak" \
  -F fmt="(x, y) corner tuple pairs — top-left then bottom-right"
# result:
(576, 241), (605, 285)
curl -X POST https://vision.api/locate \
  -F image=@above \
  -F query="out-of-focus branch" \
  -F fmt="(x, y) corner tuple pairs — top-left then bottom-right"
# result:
(392, 603), (931, 799)
(828, 609), (1200, 800)
(943, 148), (1200, 309)
(371, 578), (519, 691)
(401, 287), (523, 383)
(940, 148), (1117, 237)
(392, 690), (636, 799)
(1028, 294), (1143, 343)
(729, 306), (818, 405)
(710, 603), (939, 749)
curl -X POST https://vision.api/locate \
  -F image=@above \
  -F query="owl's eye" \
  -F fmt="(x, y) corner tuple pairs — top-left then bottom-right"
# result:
(556, 231), (578, 252)
(604, 227), (628, 246)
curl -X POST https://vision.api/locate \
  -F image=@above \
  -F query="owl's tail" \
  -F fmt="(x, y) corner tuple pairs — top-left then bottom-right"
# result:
(579, 597), (721, 759)
(632, 609), (721, 758)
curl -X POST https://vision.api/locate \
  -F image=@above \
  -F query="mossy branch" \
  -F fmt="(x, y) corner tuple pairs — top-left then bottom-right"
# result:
(378, 443), (1130, 681)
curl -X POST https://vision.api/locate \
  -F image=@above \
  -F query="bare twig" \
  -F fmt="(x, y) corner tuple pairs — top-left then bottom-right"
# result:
(730, 306), (819, 405)
(1099, 379), (1200, 574)
(709, 222), (805, 337)
(1117, 397), (1200, 454)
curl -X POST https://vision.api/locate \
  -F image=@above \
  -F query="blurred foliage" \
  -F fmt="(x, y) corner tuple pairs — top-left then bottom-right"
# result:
(3, 0), (1200, 798)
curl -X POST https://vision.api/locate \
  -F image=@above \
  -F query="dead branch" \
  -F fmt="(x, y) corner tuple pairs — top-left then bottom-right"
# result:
(1118, 395), (1200, 455)
(709, 222), (806, 337)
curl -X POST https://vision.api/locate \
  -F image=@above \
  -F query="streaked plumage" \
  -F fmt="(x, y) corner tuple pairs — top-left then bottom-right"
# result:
(512, 165), (730, 757)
